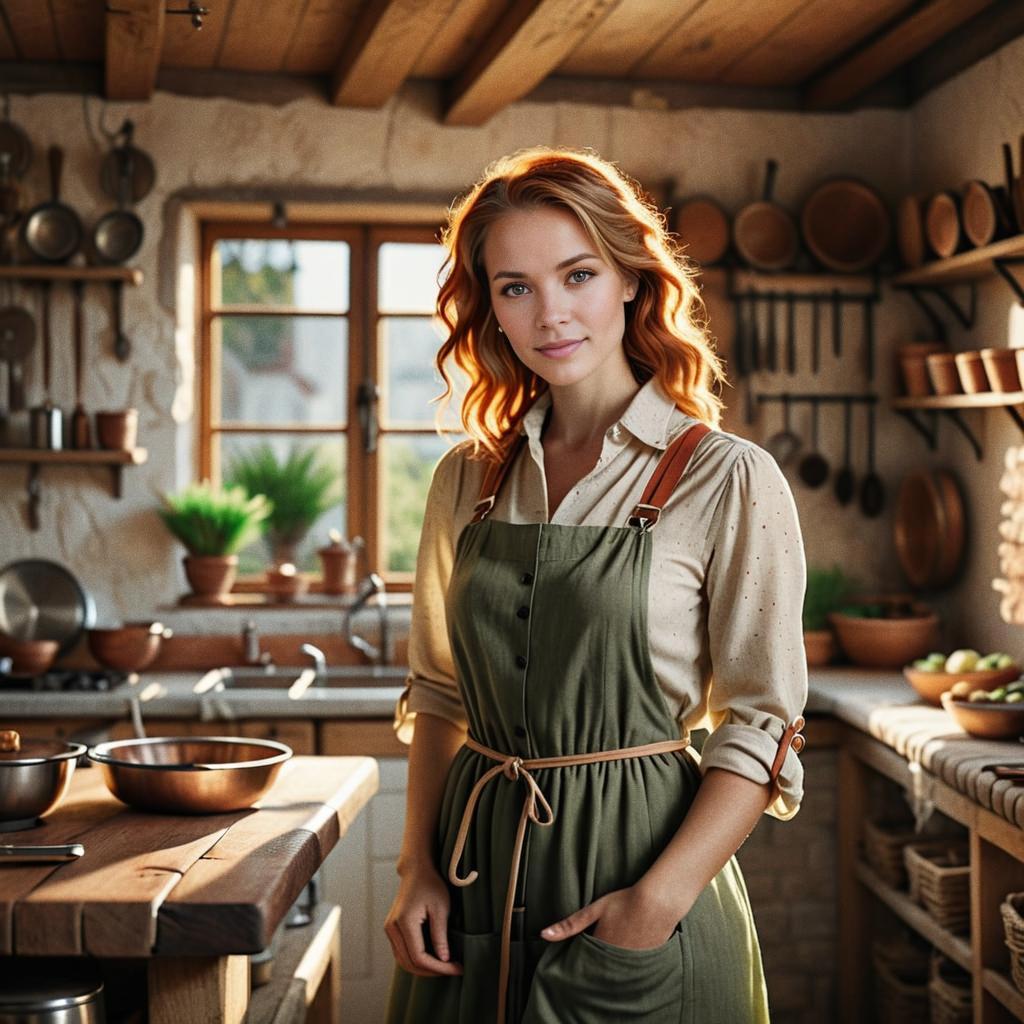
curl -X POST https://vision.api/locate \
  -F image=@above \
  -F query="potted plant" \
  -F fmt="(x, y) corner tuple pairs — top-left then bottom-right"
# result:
(803, 565), (853, 666)
(159, 482), (272, 599)
(224, 443), (341, 568)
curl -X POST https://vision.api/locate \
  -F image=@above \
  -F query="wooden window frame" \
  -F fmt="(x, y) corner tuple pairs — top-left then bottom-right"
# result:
(200, 220), (445, 594)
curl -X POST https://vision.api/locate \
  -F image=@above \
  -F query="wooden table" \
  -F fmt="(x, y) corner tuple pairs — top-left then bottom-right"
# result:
(0, 755), (378, 1023)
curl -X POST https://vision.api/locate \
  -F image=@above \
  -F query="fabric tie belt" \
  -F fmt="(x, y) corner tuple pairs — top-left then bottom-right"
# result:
(447, 736), (691, 1024)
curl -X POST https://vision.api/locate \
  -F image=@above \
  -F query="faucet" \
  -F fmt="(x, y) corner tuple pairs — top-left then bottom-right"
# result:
(241, 620), (273, 667)
(300, 642), (327, 685)
(343, 572), (389, 665)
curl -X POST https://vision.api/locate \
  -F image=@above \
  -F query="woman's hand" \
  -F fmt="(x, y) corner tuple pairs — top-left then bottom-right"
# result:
(540, 883), (689, 951)
(384, 863), (464, 977)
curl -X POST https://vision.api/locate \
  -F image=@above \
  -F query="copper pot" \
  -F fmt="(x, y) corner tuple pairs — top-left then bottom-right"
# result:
(0, 729), (86, 830)
(86, 622), (171, 673)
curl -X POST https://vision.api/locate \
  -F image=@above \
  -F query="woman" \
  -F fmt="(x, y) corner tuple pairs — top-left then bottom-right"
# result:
(385, 148), (808, 1024)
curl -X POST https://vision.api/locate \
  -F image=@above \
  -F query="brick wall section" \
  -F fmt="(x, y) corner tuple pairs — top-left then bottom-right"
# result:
(736, 747), (839, 1024)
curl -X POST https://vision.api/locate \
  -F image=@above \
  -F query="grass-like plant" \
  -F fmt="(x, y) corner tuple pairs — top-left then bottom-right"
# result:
(225, 444), (341, 559)
(159, 482), (272, 556)
(803, 565), (854, 632)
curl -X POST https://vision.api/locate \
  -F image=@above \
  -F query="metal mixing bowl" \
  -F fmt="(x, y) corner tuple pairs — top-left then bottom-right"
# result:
(87, 736), (292, 814)
(0, 734), (86, 831)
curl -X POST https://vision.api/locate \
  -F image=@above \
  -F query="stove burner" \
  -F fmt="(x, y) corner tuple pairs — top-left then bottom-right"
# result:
(0, 669), (130, 693)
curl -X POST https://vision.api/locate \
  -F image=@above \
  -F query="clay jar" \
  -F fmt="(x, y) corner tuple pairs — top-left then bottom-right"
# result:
(95, 408), (138, 451)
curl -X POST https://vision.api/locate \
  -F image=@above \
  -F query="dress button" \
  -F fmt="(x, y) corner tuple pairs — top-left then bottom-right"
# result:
(520, 572), (533, 585)
(516, 606), (530, 620)
(514, 726), (527, 739)
(515, 655), (527, 669)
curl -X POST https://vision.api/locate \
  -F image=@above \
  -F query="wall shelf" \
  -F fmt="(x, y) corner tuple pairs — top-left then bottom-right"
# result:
(891, 393), (1024, 460)
(892, 234), (1024, 287)
(0, 448), (148, 530)
(0, 265), (143, 285)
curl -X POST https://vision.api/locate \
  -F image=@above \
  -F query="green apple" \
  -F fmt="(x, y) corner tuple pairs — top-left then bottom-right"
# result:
(945, 649), (981, 674)
(990, 687), (1008, 701)
(1008, 681), (1024, 694)
(951, 680), (973, 699)
(997, 654), (1017, 669)
(1008, 692), (1024, 704)
(968, 690), (991, 702)
(913, 659), (941, 672)
(927, 652), (947, 665)
(976, 654), (999, 670)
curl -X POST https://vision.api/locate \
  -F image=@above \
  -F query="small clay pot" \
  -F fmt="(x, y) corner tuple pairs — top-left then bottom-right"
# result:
(265, 564), (309, 603)
(95, 408), (138, 451)
(803, 630), (836, 667)
(925, 352), (962, 396)
(898, 342), (945, 397)
(183, 554), (238, 598)
(318, 545), (356, 596)
(954, 351), (989, 394)
(980, 348), (1021, 392)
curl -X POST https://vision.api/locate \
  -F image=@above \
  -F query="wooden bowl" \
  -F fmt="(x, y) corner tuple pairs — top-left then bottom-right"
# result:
(941, 693), (1024, 740)
(0, 634), (59, 675)
(87, 623), (167, 673)
(894, 470), (965, 589)
(829, 610), (939, 669)
(674, 196), (730, 265)
(925, 192), (963, 259)
(904, 665), (1019, 706)
(800, 178), (891, 272)
(897, 194), (929, 268)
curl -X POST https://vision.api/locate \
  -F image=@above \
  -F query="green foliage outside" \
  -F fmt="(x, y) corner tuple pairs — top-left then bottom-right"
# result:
(803, 565), (854, 632)
(159, 482), (271, 556)
(220, 243), (294, 370)
(386, 441), (442, 572)
(225, 443), (342, 561)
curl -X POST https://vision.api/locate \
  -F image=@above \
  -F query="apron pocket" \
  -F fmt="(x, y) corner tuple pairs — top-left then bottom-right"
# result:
(522, 924), (686, 1023)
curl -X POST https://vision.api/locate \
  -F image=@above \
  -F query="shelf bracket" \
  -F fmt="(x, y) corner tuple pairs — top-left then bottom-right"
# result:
(993, 257), (1024, 305)
(943, 409), (984, 461)
(894, 409), (938, 450)
(110, 465), (124, 498)
(25, 463), (40, 531)
(902, 283), (978, 338)
(1002, 403), (1024, 436)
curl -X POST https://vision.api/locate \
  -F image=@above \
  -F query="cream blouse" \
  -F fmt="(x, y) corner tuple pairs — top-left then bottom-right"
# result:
(393, 376), (808, 820)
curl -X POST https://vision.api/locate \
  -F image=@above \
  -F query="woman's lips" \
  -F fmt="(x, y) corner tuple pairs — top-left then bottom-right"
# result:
(536, 339), (583, 359)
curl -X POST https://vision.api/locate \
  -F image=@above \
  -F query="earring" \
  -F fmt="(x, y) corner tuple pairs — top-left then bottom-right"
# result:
(497, 325), (505, 335)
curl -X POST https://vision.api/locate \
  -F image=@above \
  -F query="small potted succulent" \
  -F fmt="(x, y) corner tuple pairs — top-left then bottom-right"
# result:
(159, 482), (272, 599)
(803, 565), (853, 667)
(224, 444), (341, 568)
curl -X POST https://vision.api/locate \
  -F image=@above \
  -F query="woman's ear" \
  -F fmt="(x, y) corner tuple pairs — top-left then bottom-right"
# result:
(622, 273), (639, 302)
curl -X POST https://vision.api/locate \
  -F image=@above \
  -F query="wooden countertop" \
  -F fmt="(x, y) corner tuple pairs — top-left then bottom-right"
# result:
(0, 755), (378, 958)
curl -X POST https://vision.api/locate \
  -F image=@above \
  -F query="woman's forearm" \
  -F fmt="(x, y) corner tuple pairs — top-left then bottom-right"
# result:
(637, 767), (772, 921)
(396, 711), (467, 876)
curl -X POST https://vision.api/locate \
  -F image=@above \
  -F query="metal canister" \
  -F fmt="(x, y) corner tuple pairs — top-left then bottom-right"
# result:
(29, 404), (62, 450)
(0, 957), (104, 1023)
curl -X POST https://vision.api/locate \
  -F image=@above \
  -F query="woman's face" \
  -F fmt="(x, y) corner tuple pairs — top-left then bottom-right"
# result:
(482, 206), (637, 391)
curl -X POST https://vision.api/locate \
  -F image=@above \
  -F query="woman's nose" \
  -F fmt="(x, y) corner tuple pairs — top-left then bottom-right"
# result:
(535, 292), (571, 330)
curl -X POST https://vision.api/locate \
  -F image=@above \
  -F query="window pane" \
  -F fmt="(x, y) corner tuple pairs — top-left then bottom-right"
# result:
(219, 433), (347, 574)
(215, 239), (349, 312)
(382, 435), (464, 573)
(380, 316), (464, 430)
(217, 315), (347, 425)
(378, 242), (446, 314)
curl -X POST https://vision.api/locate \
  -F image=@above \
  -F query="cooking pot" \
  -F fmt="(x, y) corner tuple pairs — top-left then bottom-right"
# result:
(0, 957), (104, 1023)
(0, 729), (86, 831)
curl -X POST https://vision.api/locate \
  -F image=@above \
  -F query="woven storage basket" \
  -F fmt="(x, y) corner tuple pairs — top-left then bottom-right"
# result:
(864, 819), (919, 889)
(872, 948), (929, 1024)
(929, 954), (972, 1024)
(904, 841), (970, 933)
(1000, 892), (1024, 994)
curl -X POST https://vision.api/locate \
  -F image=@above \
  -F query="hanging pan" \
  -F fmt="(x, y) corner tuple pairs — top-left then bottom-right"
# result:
(21, 146), (81, 264)
(92, 147), (143, 265)
(800, 178), (891, 273)
(733, 159), (799, 272)
(894, 470), (965, 589)
(99, 120), (155, 203)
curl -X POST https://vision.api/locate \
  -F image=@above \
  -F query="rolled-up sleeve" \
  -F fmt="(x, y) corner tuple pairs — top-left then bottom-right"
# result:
(393, 444), (471, 744)
(699, 445), (808, 820)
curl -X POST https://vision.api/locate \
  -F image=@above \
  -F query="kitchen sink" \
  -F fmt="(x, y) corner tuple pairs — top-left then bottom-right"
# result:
(194, 664), (408, 695)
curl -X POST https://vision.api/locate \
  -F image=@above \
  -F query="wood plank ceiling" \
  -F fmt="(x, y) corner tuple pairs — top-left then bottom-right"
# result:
(0, 0), (1017, 123)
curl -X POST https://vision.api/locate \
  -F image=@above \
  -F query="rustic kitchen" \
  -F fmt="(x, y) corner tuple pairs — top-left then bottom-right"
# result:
(1, 2), (1024, 1022)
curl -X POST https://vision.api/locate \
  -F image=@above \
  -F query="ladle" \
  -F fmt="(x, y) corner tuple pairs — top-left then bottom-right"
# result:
(765, 394), (801, 466)
(860, 404), (885, 517)
(797, 398), (829, 487)
(834, 398), (856, 505)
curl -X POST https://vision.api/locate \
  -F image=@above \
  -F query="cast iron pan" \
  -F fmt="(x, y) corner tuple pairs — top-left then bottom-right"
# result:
(797, 399), (829, 488)
(93, 145), (143, 264)
(22, 146), (81, 264)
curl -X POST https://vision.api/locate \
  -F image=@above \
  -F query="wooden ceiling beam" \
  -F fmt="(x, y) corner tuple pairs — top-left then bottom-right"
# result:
(444, 0), (618, 126)
(330, 0), (456, 108)
(105, 0), (165, 101)
(803, 0), (995, 109)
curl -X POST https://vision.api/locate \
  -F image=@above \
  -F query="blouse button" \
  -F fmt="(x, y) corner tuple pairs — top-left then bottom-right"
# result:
(608, 423), (622, 440)
(516, 606), (530, 620)
(520, 572), (533, 585)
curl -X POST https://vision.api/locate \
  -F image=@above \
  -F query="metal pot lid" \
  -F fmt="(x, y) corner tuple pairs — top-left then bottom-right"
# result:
(0, 738), (86, 764)
(0, 957), (103, 1009)
(0, 560), (96, 654)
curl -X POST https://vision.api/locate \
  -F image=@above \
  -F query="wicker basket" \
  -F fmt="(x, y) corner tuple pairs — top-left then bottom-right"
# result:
(929, 954), (972, 1024)
(864, 819), (919, 889)
(872, 941), (929, 1024)
(904, 841), (970, 934)
(1000, 891), (1024, 994)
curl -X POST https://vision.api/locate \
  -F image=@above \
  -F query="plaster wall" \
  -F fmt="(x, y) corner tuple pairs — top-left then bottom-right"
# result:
(0, 76), (919, 622)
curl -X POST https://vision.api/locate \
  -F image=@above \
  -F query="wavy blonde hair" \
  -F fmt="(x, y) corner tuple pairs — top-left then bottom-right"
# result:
(435, 147), (724, 461)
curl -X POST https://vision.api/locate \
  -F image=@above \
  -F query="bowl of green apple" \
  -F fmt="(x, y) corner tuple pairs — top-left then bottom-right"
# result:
(903, 648), (1019, 706)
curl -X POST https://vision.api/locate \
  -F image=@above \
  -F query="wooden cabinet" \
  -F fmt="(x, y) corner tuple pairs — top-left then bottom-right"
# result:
(319, 719), (407, 758)
(236, 719), (316, 756)
(840, 728), (1024, 1023)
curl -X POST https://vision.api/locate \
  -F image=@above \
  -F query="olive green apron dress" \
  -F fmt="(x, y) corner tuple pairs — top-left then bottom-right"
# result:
(387, 423), (771, 1024)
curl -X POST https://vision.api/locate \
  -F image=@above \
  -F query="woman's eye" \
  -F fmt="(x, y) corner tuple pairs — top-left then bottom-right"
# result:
(568, 269), (594, 284)
(501, 282), (528, 297)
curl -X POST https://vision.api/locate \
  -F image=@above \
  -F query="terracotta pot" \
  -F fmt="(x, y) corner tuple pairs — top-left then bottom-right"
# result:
(183, 554), (237, 598)
(898, 342), (945, 397)
(829, 610), (939, 669)
(980, 348), (1021, 392)
(265, 564), (309, 603)
(95, 408), (138, 451)
(803, 630), (836, 667)
(925, 353), (962, 396)
(953, 351), (989, 394)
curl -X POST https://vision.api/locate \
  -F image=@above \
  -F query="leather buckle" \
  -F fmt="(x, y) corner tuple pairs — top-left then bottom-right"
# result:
(627, 503), (661, 531)
(473, 495), (496, 520)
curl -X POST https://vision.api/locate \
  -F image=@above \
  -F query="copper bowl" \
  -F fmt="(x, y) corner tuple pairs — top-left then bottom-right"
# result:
(941, 693), (1024, 740)
(0, 730), (87, 829)
(87, 736), (292, 814)
(0, 634), (59, 675)
(86, 622), (171, 673)
(904, 665), (1019, 706)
